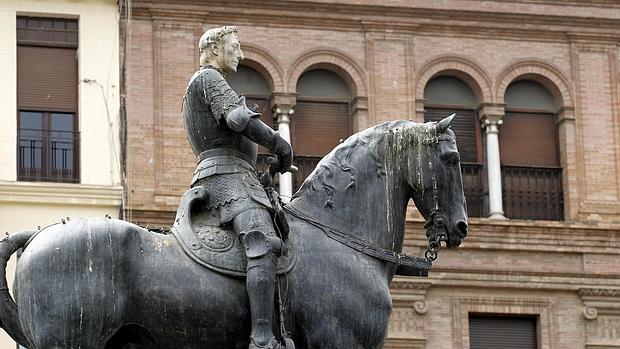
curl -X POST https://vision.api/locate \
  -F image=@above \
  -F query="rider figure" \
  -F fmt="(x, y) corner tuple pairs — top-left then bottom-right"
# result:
(182, 26), (293, 349)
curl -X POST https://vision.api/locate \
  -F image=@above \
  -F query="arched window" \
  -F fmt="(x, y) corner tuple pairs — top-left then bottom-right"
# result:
(424, 76), (484, 217)
(228, 65), (273, 157)
(294, 69), (352, 189)
(500, 80), (563, 220)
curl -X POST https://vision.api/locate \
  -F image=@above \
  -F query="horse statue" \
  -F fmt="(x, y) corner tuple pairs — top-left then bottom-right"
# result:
(0, 116), (467, 349)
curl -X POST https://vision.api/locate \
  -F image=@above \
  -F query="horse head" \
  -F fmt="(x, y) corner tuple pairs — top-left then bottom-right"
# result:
(406, 114), (468, 249)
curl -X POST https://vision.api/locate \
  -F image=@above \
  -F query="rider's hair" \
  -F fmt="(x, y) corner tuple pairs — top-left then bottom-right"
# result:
(198, 26), (238, 67)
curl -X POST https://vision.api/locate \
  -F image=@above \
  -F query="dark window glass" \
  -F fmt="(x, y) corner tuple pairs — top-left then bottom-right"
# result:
(18, 111), (78, 182)
(16, 16), (78, 47)
(18, 112), (44, 170)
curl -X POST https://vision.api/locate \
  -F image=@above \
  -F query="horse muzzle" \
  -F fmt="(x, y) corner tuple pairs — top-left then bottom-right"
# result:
(446, 219), (468, 248)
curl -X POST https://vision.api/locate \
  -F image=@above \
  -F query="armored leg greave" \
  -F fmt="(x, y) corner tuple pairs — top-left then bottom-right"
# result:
(243, 230), (282, 349)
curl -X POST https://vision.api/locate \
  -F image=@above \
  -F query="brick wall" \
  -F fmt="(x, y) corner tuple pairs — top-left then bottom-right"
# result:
(123, 1), (620, 347)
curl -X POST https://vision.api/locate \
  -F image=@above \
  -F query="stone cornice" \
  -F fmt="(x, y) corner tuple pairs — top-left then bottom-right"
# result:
(128, 0), (620, 43)
(425, 270), (620, 291)
(579, 287), (620, 321)
(0, 181), (123, 207)
(579, 288), (620, 298)
(404, 218), (620, 255)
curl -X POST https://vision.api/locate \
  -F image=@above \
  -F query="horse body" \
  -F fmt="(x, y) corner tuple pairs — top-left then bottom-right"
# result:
(16, 219), (251, 348)
(1, 118), (467, 348)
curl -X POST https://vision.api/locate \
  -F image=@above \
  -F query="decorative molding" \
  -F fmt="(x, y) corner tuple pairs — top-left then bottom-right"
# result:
(240, 44), (286, 93)
(391, 279), (431, 290)
(0, 182), (123, 207)
(495, 58), (575, 107)
(129, 1), (620, 44)
(152, 19), (164, 195)
(572, 44), (619, 209)
(478, 103), (506, 122)
(286, 47), (368, 97)
(365, 32), (376, 125)
(270, 93), (298, 111)
(414, 55), (493, 104)
(579, 287), (620, 347)
(452, 297), (558, 349)
(580, 288), (620, 298)
(386, 279), (431, 345)
(384, 337), (426, 349)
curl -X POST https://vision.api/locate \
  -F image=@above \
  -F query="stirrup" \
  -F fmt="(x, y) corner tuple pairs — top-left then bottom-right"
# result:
(249, 336), (284, 349)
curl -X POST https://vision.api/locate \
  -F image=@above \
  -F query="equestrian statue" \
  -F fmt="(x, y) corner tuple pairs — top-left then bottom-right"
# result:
(0, 26), (468, 349)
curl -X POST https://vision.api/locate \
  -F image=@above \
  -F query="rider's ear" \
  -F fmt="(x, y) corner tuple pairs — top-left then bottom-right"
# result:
(436, 113), (455, 133)
(210, 44), (219, 56)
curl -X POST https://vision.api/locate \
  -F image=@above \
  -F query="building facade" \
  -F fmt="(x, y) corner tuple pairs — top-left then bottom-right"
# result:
(119, 0), (620, 348)
(0, 0), (122, 347)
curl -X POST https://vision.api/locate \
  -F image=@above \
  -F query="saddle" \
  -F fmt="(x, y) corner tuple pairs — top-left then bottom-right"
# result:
(171, 186), (296, 277)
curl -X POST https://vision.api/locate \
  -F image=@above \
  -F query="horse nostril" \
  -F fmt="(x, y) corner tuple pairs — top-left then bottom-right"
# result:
(456, 220), (468, 236)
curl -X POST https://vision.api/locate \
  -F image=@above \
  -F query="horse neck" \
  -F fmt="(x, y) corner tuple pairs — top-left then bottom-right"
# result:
(289, 129), (414, 253)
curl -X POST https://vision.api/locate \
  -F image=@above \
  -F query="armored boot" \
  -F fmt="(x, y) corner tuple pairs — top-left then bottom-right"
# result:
(243, 230), (282, 349)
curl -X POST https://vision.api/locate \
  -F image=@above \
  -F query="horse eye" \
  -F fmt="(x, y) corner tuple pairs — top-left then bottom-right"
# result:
(444, 154), (459, 166)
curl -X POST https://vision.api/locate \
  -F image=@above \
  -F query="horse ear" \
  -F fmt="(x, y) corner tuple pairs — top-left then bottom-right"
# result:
(436, 113), (455, 133)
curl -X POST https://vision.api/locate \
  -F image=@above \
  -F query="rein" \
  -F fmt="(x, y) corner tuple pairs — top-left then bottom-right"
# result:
(283, 204), (445, 277)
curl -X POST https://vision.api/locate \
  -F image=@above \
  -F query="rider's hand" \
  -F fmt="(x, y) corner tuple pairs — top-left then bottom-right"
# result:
(272, 136), (293, 174)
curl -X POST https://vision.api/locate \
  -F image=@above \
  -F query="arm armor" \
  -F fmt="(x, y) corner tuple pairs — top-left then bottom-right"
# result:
(201, 68), (240, 122)
(226, 96), (260, 131)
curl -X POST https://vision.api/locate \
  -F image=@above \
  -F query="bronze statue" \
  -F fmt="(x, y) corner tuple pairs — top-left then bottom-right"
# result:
(0, 27), (468, 349)
(183, 25), (293, 349)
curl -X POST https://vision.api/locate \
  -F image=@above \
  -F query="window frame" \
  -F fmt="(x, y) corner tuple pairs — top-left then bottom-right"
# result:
(16, 16), (80, 183)
(17, 110), (80, 183)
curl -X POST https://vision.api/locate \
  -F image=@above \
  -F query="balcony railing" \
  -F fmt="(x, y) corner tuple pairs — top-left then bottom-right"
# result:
(18, 128), (79, 183)
(501, 165), (563, 221)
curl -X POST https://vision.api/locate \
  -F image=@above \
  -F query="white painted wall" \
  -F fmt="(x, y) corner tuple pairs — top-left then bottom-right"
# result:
(0, 0), (121, 186)
(0, 1), (121, 347)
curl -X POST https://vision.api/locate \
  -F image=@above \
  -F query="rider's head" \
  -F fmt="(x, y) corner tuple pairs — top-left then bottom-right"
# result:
(199, 26), (244, 76)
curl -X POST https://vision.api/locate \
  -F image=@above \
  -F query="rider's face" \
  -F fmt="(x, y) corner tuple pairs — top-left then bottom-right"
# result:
(216, 33), (244, 75)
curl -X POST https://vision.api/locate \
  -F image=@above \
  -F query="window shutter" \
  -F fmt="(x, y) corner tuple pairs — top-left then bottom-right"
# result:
(499, 112), (558, 167)
(469, 315), (537, 349)
(293, 100), (350, 157)
(17, 45), (77, 113)
(425, 107), (479, 163)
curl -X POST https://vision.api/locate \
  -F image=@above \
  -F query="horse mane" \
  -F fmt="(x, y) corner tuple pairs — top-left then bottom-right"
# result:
(291, 119), (433, 205)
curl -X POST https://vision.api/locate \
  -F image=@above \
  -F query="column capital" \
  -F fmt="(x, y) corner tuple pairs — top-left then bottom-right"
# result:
(478, 103), (506, 125)
(481, 117), (502, 134)
(270, 92), (297, 112)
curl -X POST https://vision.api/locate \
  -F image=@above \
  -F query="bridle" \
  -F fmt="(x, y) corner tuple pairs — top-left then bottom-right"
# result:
(419, 125), (451, 263)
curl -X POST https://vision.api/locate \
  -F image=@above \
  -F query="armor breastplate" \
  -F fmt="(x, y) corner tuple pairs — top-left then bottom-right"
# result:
(183, 68), (258, 166)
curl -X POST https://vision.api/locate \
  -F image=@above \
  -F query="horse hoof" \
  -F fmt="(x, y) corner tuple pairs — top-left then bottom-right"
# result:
(284, 337), (295, 349)
(249, 337), (286, 349)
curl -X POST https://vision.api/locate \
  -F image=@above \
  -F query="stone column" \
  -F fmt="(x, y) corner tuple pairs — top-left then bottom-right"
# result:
(271, 93), (297, 202)
(479, 105), (506, 219)
(274, 106), (294, 202)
